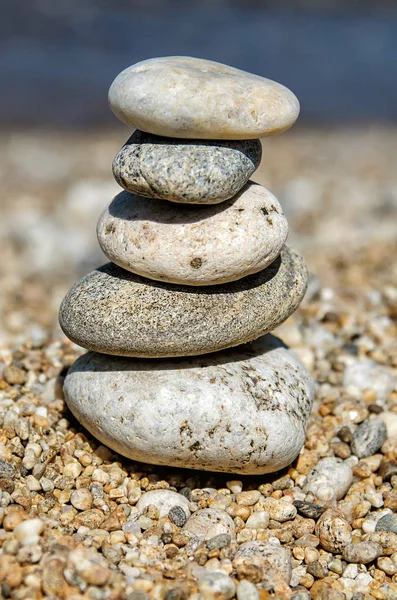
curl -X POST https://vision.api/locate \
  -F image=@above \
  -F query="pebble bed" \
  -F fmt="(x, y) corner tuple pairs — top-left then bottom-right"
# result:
(0, 127), (396, 599)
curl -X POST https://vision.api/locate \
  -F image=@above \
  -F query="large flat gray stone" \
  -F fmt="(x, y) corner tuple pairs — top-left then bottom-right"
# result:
(59, 246), (308, 358)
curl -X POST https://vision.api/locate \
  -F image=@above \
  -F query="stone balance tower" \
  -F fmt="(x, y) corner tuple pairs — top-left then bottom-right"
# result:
(60, 57), (314, 475)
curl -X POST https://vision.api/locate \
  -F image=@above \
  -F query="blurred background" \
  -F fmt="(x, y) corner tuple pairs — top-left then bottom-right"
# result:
(1, 0), (396, 345)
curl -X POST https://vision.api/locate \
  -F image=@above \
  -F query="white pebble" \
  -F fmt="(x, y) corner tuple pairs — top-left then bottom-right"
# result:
(236, 580), (259, 600)
(245, 511), (269, 530)
(136, 489), (190, 519)
(303, 457), (353, 501)
(226, 480), (243, 494)
(14, 518), (44, 546)
(343, 564), (358, 579)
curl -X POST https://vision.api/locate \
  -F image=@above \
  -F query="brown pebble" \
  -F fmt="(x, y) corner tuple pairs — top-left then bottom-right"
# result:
(337, 426), (353, 444)
(315, 510), (352, 553)
(307, 560), (328, 578)
(3, 365), (27, 385)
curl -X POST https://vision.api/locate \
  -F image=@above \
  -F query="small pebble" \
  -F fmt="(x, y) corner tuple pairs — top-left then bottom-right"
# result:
(168, 505), (187, 528)
(236, 579), (259, 600)
(376, 513), (397, 534)
(197, 572), (236, 600)
(293, 501), (325, 520)
(342, 541), (382, 563)
(303, 457), (353, 501)
(245, 511), (270, 530)
(236, 491), (261, 506)
(351, 419), (387, 458)
(13, 518), (44, 546)
(234, 541), (292, 585)
(70, 489), (93, 511)
(315, 510), (352, 553)
(206, 534), (232, 551)
(136, 489), (190, 519)
(261, 498), (297, 522)
(183, 508), (236, 541)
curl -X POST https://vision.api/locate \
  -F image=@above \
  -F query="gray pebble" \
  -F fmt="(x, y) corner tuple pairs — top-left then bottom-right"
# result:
(168, 505), (187, 528)
(342, 541), (382, 564)
(59, 246), (307, 358)
(351, 419), (387, 459)
(206, 533), (231, 551)
(236, 580), (259, 600)
(0, 460), (15, 479)
(113, 130), (262, 204)
(376, 513), (397, 534)
(290, 592), (310, 600)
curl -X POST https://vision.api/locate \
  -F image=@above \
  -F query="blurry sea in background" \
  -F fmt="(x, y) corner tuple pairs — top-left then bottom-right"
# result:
(2, 0), (397, 128)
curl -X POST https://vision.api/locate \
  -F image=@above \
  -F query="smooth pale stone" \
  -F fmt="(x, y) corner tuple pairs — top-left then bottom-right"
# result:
(97, 184), (288, 286)
(182, 509), (236, 541)
(108, 56), (300, 140)
(113, 130), (262, 204)
(59, 246), (307, 358)
(63, 335), (315, 474)
(303, 457), (353, 502)
(136, 489), (190, 519)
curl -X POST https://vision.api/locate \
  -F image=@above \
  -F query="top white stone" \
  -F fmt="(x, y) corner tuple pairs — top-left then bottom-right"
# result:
(108, 56), (300, 139)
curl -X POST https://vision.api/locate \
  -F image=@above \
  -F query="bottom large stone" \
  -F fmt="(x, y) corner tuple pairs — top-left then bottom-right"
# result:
(63, 335), (314, 474)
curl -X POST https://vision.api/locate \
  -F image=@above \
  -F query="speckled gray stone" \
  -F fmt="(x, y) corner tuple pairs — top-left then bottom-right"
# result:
(97, 184), (288, 286)
(59, 246), (307, 358)
(351, 419), (387, 459)
(376, 514), (397, 534)
(113, 130), (262, 204)
(63, 335), (314, 474)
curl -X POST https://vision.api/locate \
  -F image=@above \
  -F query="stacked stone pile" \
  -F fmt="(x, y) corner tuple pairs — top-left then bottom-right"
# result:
(60, 57), (315, 474)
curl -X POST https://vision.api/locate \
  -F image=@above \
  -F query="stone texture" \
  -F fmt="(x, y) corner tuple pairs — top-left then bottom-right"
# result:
(182, 509), (236, 541)
(234, 541), (292, 585)
(135, 489), (190, 519)
(113, 130), (262, 204)
(97, 184), (288, 286)
(376, 514), (397, 534)
(63, 335), (314, 474)
(351, 419), (387, 458)
(59, 246), (307, 358)
(302, 457), (353, 501)
(108, 56), (299, 139)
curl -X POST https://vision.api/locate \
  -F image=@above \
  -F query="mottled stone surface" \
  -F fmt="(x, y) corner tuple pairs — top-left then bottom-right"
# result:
(303, 457), (353, 501)
(108, 57), (299, 139)
(113, 130), (262, 204)
(234, 541), (292, 584)
(182, 509), (236, 540)
(59, 246), (307, 358)
(63, 335), (314, 474)
(351, 419), (387, 459)
(97, 183), (288, 286)
(136, 489), (190, 519)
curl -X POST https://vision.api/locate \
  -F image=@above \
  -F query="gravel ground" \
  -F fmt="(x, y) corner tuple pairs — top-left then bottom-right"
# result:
(0, 126), (396, 599)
